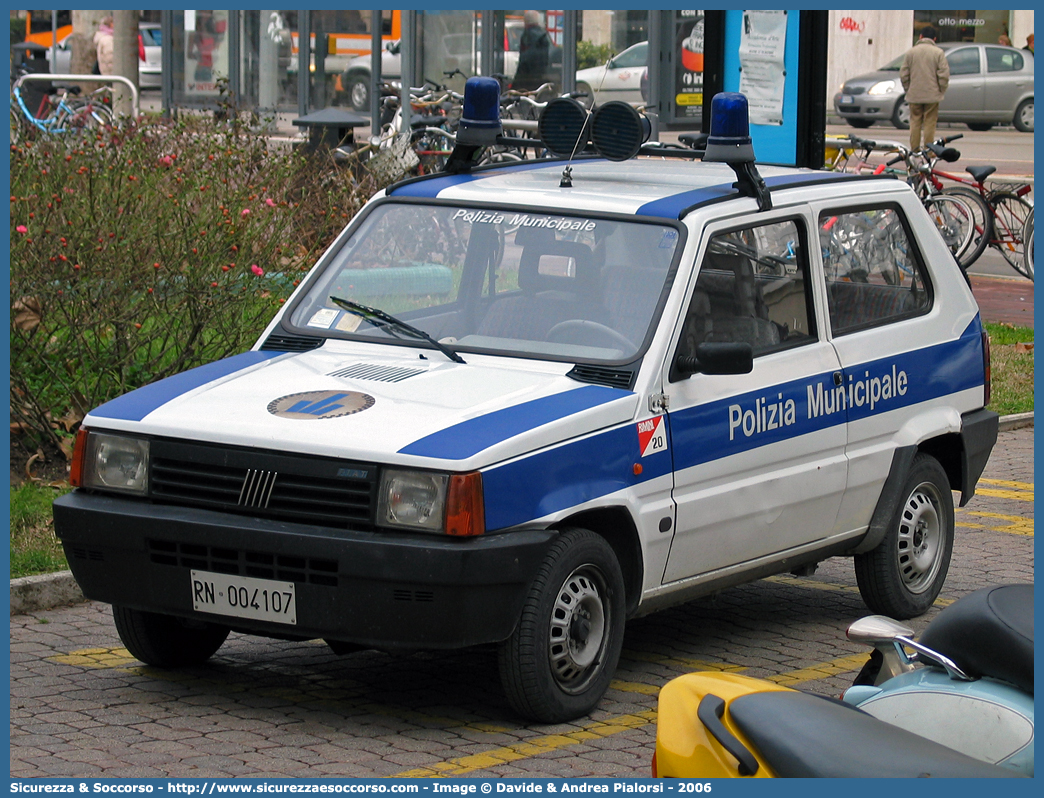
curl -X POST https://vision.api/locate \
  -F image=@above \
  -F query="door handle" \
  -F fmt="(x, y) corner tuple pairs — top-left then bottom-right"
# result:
(833, 371), (843, 386)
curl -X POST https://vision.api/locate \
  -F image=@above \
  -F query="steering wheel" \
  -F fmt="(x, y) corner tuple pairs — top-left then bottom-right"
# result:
(546, 320), (635, 352)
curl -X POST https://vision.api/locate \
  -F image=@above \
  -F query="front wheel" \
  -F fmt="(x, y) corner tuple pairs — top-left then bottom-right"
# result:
(923, 194), (975, 261)
(855, 454), (955, 619)
(113, 606), (230, 667)
(941, 186), (992, 268)
(347, 75), (370, 112)
(499, 528), (625, 723)
(891, 96), (910, 130)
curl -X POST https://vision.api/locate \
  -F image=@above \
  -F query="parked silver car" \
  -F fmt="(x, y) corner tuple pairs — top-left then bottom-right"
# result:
(834, 42), (1033, 133)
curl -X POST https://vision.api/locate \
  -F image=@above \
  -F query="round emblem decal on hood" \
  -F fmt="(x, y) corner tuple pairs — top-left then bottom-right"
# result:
(268, 390), (375, 420)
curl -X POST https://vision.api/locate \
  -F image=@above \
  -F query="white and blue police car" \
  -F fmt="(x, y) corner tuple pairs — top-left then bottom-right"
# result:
(55, 88), (998, 723)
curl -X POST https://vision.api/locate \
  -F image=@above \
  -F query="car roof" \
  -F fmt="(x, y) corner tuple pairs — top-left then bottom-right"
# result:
(387, 158), (880, 220)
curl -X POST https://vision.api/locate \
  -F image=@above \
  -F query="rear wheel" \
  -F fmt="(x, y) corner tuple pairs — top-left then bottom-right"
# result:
(941, 186), (992, 268)
(855, 454), (954, 619)
(966, 122), (994, 131)
(498, 528), (625, 723)
(1013, 98), (1033, 133)
(576, 81), (595, 109)
(989, 192), (1033, 279)
(113, 606), (229, 667)
(1021, 209), (1034, 281)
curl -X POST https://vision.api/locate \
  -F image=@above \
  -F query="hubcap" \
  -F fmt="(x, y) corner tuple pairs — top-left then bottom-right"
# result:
(896, 481), (943, 593)
(548, 566), (608, 693)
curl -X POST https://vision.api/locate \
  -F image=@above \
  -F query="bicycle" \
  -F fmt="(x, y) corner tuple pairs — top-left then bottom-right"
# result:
(917, 136), (1034, 278)
(12, 78), (113, 138)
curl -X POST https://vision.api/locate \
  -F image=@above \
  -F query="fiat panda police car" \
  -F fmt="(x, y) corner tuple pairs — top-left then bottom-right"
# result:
(54, 88), (997, 724)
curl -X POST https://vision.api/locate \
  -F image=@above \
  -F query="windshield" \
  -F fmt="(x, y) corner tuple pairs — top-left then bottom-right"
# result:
(289, 202), (681, 363)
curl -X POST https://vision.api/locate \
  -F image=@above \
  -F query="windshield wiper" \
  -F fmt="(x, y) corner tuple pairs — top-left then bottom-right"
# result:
(329, 296), (466, 364)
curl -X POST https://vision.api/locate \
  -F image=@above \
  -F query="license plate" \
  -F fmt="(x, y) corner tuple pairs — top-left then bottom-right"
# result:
(839, 95), (855, 104)
(191, 571), (297, 625)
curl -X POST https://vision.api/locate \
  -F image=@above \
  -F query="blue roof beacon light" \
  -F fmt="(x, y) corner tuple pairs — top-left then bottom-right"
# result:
(702, 92), (772, 211)
(444, 77), (502, 174)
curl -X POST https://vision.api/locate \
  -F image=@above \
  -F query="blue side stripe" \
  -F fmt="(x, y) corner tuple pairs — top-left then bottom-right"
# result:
(89, 351), (283, 422)
(636, 172), (865, 220)
(389, 160), (566, 198)
(398, 384), (632, 460)
(483, 319), (985, 531)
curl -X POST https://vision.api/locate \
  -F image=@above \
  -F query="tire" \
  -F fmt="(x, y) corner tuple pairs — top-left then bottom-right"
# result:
(498, 528), (625, 723)
(891, 96), (910, 130)
(113, 606), (230, 667)
(855, 454), (955, 619)
(1021, 210), (1034, 281)
(846, 118), (875, 129)
(1013, 98), (1033, 133)
(347, 75), (370, 112)
(989, 192), (1033, 278)
(966, 122), (994, 131)
(922, 194), (974, 261)
(941, 186), (992, 268)
(575, 81), (595, 109)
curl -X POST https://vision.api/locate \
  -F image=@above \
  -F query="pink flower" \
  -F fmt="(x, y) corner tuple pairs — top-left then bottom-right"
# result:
(158, 155), (174, 168)
(16, 225), (28, 234)
(240, 208), (251, 218)
(265, 198), (276, 207)
(250, 264), (265, 277)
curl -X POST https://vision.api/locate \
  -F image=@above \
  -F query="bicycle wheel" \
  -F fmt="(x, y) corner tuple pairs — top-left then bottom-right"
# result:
(1019, 207), (1033, 281)
(989, 192), (1033, 279)
(922, 194), (974, 261)
(57, 99), (113, 133)
(941, 186), (991, 268)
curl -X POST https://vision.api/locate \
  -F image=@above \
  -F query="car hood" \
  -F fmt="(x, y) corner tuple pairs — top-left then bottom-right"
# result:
(83, 344), (640, 471)
(842, 68), (901, 91)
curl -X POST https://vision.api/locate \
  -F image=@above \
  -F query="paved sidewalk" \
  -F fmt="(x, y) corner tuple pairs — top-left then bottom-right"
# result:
(970, 274), (1035, 328)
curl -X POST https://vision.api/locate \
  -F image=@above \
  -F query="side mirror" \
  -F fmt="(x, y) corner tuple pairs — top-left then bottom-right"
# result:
(673, 342), (754, 379)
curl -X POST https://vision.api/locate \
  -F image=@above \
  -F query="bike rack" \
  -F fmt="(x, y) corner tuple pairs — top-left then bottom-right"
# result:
(13, 73), (140, 119)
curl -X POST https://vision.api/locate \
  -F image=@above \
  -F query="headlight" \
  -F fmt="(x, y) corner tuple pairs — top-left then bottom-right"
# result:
(377, 469), (484, 536)
(75, 431), (150, 495)
(379, 470), (448, 531)
(868, 80), (897, 95)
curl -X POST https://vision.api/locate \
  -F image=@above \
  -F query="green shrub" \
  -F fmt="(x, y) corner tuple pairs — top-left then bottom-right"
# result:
(10, 110), (380, 459)
(576, 40), (615, 70)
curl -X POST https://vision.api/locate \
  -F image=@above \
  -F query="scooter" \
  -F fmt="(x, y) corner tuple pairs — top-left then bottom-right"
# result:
(653, 584), (1032, 778)
(843, 583), (1033, 775)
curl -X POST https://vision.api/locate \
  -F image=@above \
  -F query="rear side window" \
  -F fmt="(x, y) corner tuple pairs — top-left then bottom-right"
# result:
(986, 47), (1024, 73)
(679, 219), (815, 360)
(947, 48), (981, 75)
(819, 207), (931, 335)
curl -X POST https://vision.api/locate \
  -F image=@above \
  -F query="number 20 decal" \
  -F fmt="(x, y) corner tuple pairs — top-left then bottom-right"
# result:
(637, 416), (668, 457)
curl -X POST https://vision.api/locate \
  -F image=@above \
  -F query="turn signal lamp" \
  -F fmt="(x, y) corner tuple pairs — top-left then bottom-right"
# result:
(702, 91), (755, 164)
(445, 472), (485, 537)
(458, 76), (502, 146)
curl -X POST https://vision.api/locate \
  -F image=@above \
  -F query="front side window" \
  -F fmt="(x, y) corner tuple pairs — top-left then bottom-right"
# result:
(819, 207), (931, 335)
(946, 48), (981, 75)
(678, 219), (814, 361)
(289, 203), (681, 363)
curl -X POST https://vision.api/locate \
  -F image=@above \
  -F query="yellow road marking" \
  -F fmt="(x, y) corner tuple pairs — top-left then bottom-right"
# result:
(766, 574), (955, 607)
(975, 488), (1034, 501)
(765, 653), (869, 686)
(957, 511), (1034, 537)
(978, 478), (1033, 491)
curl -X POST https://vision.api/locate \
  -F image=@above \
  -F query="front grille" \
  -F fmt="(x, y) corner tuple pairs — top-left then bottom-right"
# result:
(148, 439), (378, 529)
(147, 539), (339, 586)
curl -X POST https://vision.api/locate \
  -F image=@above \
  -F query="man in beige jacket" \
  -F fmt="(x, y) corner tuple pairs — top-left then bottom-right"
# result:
(899, 26), (950, 150)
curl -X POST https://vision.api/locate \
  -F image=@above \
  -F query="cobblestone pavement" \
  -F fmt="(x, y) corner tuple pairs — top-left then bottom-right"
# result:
(11, 427), (1033, 779)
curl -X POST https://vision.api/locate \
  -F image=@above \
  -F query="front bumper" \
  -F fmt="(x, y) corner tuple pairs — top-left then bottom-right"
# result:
(54, 491), (556, 650)
(834, 92), (900, 122)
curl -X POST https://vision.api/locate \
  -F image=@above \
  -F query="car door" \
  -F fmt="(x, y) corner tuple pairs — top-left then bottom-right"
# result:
(941, 46), (985, 119)
(661, 212), (848, 583)
(814, 201), (936, 536)
(983, 47), (1030, 121)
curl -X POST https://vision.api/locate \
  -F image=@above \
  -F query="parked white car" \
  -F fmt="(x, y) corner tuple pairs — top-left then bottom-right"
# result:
(575, 40), (647, 108)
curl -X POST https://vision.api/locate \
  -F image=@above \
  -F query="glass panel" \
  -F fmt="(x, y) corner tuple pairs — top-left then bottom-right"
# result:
(511, 10), (562, 92)
(290, 203), (680, 363)
(946, 47), (981, 75)
(818, 208), (931, 335)
(682, 220), (813, 358)
(237, 11), (297, 111)
(577, 10), (651, 108)
(986, 47), (1023, 73)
